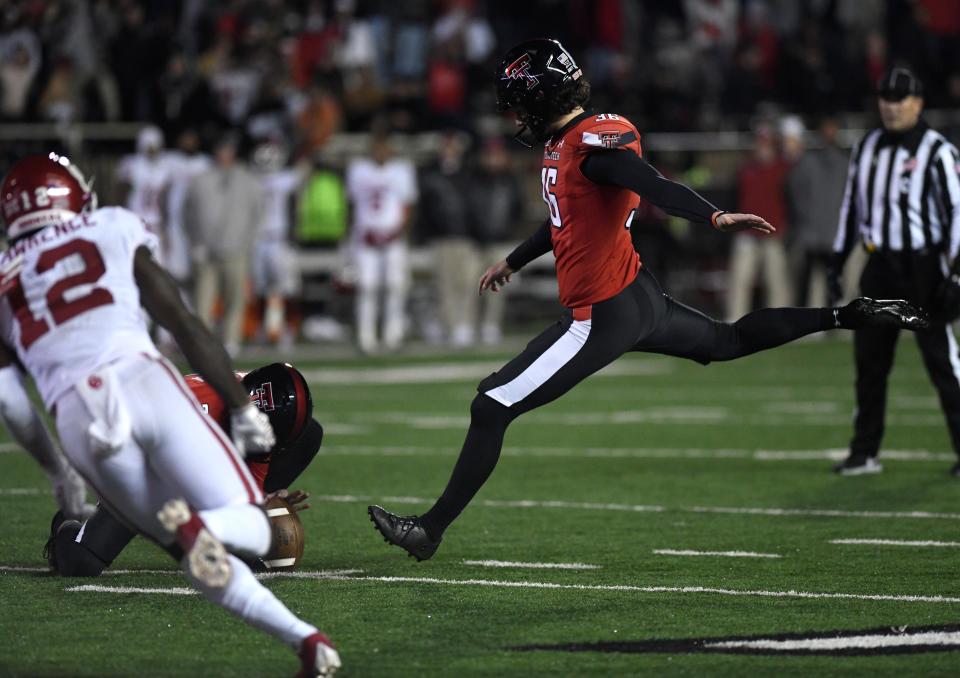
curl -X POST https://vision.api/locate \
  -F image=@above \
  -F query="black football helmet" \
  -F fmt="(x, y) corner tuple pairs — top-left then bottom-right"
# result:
(495, 38), (587, 147)
(242, 363), (313, 449)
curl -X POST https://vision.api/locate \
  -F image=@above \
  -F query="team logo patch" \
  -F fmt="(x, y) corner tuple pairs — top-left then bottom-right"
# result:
(503, 53), (540, 90)
(599, 131), (621, 148)
(251, 382), (276, 412)
(511, 624), (960, 656)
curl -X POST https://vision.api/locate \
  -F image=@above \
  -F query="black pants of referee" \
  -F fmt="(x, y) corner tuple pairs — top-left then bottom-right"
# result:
(419, 268), (836, 538)
(851, 252), (960, 459)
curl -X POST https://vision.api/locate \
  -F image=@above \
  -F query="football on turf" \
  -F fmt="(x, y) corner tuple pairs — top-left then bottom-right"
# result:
(262, 496), (305, 571)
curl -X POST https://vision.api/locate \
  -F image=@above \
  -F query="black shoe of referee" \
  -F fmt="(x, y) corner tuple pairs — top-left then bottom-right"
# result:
(835, 298), (929, 331)
(368, 505), (441, 561)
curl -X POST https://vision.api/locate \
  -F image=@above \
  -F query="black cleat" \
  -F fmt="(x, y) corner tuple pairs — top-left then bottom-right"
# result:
(43, 510), (81, 572)
(833, 454), (883, 476)
(835, 297), (929, 331)
(367, 505), (441, 562)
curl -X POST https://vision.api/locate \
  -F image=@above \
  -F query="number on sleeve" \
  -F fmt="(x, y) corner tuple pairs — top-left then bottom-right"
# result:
(541, 167), (562, 228)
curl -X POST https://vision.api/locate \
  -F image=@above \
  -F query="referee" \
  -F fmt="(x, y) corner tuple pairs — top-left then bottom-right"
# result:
(830, 67), (960, 476)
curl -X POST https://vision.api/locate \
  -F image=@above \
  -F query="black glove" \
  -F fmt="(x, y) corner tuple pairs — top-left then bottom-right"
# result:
(936, 273), (960, 322)
(826, 254), (844, 307)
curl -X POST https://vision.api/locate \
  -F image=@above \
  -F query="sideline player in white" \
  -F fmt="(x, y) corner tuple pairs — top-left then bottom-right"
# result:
(251, 141), (308, 345)
(0, 343), (94, 520)
(117, 126), (172, 243)
(162, 128), (211, 283)
(0, 154), (340, 677)
(345, 134), (417, 353)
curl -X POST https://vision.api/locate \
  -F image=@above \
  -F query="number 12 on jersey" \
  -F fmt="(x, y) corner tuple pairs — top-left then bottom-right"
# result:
(541, 167), (562, 228)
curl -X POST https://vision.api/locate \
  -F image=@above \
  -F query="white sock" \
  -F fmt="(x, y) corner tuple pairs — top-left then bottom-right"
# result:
(185, 553), (317, 648)
(199, 504), (271, 556)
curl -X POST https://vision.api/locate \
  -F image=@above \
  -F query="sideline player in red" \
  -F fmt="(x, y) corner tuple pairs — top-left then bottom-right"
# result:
(45, 362), (322, 577)
(368, 38), (929, 561)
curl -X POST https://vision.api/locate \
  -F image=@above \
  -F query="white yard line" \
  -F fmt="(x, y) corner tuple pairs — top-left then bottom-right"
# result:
(66, 585), (197, 595)
(831, 538), (960, 548)
(653, 549), (781, 559)
(321, 445), (954, 463)
(319, 494), (960, 521)
(462, 560), (601, 570)
(0, 443), (21, 453)
(300, 359), (670, 385)
(690, 506), (960, 520)
(706, 630), (960, 651)
(62, 575), (960, 604)
(0, 488), (44, 495)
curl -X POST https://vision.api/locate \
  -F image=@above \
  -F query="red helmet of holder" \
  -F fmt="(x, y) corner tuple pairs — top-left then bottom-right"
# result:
(0, 153), (97, 241)
(241, 362), (313, 448)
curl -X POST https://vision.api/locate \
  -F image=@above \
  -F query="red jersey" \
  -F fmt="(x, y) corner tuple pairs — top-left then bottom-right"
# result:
(542, 112), (642, 312)
(184, 372), (270, 491)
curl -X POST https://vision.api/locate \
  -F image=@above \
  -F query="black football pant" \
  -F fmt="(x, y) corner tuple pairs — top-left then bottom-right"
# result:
(851, 254), (960, 458)
(52, 419), (323, 576)
(420, 268), (835, 538)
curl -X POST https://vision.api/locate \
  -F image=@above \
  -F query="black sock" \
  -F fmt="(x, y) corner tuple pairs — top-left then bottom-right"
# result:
(713, 307), (835, 361)
(420, 395), (513, 539)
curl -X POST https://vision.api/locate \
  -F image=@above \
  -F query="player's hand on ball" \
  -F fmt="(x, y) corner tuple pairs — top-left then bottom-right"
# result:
(265, 488), (311, 512)
(230, 403), (275, 457)
(479, 259), (515, 295)
(713, 212), (776, 234)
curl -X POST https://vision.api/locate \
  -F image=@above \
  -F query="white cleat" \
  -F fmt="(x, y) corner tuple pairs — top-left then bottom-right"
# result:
(298, 632), (341, 677)
(157, 498), (231, 588)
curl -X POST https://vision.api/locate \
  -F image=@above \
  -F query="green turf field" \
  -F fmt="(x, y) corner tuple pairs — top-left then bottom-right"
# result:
(3, 336), (960, 677)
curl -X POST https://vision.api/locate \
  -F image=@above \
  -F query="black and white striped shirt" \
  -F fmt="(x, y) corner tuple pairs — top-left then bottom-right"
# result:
(834, 121), (960, 263)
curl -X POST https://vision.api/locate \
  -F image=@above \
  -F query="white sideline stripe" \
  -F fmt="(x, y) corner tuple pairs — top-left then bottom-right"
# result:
(485, 319), (591, 407)
(63, 576), (960, 605)
(462, 560), (601, 570)
(0, 566), (49, 573)
(320, 494), (960, 521)
(0, 442), (21, 453)
(653, 549), (782, 559)
(831, 538), (960, 548)
(706, 631), (960, 651)
(67, 585), (197, 595)
(0, 488), (43, 495)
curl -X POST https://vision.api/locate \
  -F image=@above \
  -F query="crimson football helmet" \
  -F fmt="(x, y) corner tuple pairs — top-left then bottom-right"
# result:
(495, 38), (588, 146)
(0, 153), (97, 241)
(242, 363), (313, 449)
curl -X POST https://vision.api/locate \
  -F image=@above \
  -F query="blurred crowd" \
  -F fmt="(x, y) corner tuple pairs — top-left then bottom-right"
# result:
(1, 0), (960, 132)
(2, 0), (960, 352)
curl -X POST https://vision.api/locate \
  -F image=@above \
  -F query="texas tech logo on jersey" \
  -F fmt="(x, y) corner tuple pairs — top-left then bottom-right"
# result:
(503, 53), (540, 90)
(599, 131), (622, 148)
(250, 382), (276, 412)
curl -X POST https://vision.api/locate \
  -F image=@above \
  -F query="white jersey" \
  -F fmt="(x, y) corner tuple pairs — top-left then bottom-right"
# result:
(117, 155), (173, 232)
(0, 208), (160, 409)
(345, 158), (417, 236)
(258, 169), (303, 242)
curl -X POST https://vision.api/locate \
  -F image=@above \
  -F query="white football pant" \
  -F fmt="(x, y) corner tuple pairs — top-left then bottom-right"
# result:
(54, 353), (317, 648)
(354, 241), (408, 352)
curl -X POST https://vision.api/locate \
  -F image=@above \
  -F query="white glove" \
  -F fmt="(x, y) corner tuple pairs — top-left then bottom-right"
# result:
(230, 403), (275, 458)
